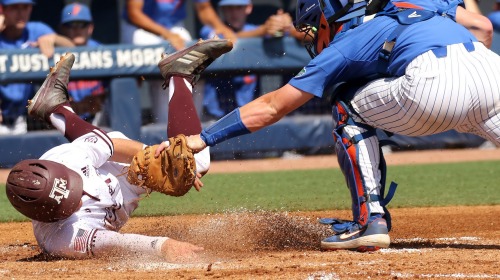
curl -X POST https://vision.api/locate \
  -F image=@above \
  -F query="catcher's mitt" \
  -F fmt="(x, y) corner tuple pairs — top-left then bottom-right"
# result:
(127, 134), (197, 196)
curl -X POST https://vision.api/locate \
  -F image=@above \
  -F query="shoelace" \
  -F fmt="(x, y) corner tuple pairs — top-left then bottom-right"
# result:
(54, 79), (70, 100)
(332, 221), (360, 234)
(160, 54), (212, 89)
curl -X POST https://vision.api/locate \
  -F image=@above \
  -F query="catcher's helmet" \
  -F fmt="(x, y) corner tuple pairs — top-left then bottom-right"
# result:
(6, 159), (83, 223)
(295, 0), (367, 57)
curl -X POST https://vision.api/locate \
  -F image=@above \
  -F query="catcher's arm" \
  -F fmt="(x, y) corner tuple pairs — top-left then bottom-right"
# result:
(456, 6), (493, 48)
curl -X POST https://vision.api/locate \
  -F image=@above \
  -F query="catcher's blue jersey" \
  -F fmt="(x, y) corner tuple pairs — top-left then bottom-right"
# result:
(398, 0), (464, 17)
(289, 0), (477, 98)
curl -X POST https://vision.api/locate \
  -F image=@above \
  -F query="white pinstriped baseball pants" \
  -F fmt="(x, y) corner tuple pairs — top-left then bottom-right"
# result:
(341, 42), (500, 214)
(352, 42), (500, 142)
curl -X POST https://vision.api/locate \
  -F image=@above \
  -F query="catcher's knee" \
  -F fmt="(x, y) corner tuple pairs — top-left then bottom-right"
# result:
(332, 101), (397, 229)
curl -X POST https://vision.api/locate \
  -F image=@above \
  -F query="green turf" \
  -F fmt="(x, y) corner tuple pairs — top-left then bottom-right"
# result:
(1, 160), (499, 222)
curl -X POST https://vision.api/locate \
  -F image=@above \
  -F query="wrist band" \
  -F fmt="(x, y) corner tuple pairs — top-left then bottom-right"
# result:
(200, 108), (251, 146)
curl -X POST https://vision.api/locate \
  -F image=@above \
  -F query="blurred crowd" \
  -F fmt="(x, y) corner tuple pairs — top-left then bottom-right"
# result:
(0, 0), (312, 135)
(0, 0), (498, 135)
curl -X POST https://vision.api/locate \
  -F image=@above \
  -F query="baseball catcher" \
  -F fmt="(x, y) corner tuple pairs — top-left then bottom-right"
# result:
(182, 0), (498, 252)
(6, 38), (233, 261)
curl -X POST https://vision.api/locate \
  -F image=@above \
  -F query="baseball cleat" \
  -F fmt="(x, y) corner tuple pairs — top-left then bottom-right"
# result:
(158, 38), (234, 87)
(320, 216), (390, 252)
(28, 53), (75, 122)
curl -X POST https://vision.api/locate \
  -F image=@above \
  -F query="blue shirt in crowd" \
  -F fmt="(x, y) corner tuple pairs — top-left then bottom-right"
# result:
(200, 23), (258, 118)
(123, 0), (209, 29)
(0, 22), (54, 125)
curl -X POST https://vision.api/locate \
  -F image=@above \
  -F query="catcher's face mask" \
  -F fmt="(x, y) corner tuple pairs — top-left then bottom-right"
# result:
(296, 13), (332, 58)
(295, 0), (367, 58)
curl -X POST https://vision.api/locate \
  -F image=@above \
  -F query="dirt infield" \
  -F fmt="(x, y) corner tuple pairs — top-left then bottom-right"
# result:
(1, 149), (500, 279)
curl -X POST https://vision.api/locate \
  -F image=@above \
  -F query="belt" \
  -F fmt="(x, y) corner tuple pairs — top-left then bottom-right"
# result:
(431, 42), (475, 58)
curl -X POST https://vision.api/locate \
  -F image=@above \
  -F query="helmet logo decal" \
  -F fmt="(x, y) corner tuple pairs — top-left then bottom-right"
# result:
(49, 178), (71, 204)
(30, 178), (41, 185)
(306, 3), (317, 12)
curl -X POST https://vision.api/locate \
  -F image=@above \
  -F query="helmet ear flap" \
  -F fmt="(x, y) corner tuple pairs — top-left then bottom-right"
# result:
(314, 13), (332, 56)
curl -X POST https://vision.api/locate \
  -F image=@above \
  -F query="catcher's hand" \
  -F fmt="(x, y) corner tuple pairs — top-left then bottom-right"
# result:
(127, 134), (198, 196)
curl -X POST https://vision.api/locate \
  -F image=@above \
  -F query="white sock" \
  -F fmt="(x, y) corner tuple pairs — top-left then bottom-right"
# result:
(49, 106), (75, 135)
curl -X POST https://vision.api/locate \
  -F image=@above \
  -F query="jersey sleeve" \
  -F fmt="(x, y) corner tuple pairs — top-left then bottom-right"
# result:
(288, 64), (330, 98)
(39, 144), (104, 175)
(27, 22), (55, 39)
(288, 48), (347, 98)
(199, 25), (215, 39)
(432, 0), (464, 21)
(40, 129), (114, 170)
(86, 39), (101, 47)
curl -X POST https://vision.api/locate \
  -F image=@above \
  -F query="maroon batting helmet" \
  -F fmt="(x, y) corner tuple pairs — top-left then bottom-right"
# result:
(6, 159), (84, 223)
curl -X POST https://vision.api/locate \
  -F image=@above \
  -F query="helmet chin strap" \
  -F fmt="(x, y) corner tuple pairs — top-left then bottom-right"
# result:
(333, 22), (344, 34)
(366, 0), (390, 15)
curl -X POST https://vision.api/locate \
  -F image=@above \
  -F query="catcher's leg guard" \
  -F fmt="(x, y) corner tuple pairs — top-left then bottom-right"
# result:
(320, 101), (397, 251)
